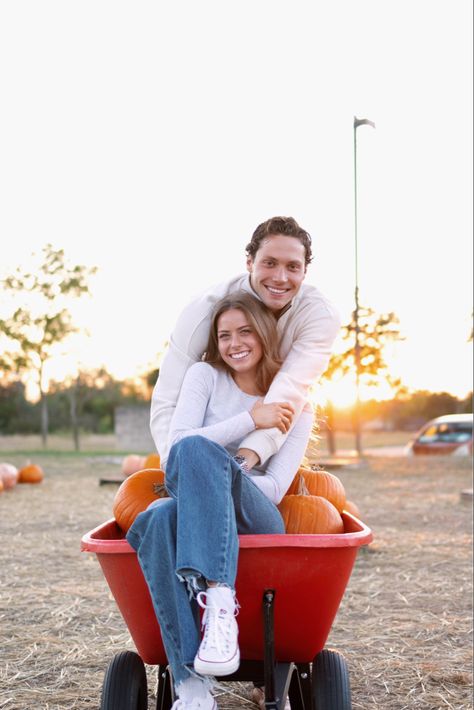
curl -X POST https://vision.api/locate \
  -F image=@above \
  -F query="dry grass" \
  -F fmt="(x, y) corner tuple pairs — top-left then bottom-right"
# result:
(0, 433), (122, 454)
(0, 452), (472, 709)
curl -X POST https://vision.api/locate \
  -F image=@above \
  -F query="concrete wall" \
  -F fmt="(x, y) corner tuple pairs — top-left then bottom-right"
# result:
(115, 405), (156, 452)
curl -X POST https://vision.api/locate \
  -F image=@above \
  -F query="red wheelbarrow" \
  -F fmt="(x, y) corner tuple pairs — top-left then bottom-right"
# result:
(81, 512), (372, 710)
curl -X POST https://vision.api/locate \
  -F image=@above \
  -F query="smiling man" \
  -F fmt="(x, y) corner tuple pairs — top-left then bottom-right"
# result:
(245, 223), (308, 316)
(151, 216), (340, 470)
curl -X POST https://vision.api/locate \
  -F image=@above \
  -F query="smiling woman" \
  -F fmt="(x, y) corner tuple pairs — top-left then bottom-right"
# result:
(215, 310), (264, 390)
(203, 291), (283, 398)
(124, 289), (313, 706)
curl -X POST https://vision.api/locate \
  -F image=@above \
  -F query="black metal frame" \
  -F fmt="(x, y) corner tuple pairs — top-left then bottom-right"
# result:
(155, 589), (312, 710)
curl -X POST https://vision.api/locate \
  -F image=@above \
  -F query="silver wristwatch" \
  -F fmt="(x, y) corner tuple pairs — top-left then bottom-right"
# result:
(233, 454), (250, 473)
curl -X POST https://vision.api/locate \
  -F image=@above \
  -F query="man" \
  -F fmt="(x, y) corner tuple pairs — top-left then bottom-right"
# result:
(151, 216), (340, 470)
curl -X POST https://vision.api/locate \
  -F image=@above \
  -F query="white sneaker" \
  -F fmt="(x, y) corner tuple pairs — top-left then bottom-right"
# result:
(171, 697), (217, 710)
(194, 587), (240, 676)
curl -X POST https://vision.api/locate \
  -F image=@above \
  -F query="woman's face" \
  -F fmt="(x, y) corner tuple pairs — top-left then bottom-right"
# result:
(216, 308), (263, 376)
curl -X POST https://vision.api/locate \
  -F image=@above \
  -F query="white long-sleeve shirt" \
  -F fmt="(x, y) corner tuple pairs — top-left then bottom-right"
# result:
(168, 362), (313, 505)
(152, 273), (340, 467)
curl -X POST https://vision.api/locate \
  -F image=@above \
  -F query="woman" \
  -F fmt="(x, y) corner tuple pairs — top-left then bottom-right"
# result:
(126, 292), (313, 710)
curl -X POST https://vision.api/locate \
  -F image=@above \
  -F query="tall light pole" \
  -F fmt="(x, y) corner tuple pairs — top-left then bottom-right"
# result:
(353, 116), (375, 456)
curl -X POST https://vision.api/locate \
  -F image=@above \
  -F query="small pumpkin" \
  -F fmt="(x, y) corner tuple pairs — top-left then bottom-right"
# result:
(0, 462), (19, 490)
(0, 477), (4, 494)
(121, 454), (146, 477)
(143, 452), (161, 469)
(343, 500), (362, 519)
(18, 464), (44, 484)
(286, 467), (346, 512)
(278, 494), (344, 534)
(113, 468), (169, 532)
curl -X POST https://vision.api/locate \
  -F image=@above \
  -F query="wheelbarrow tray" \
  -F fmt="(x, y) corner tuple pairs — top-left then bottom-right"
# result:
(81, 513), (372, 666)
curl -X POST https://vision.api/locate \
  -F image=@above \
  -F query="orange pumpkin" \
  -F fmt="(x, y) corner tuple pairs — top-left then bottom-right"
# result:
(113, 468), (169, 532)
(121, 454), (146, 477)
(343, 500), (362, 519)
(278, 494), (344, 534)
(143, 452), (161, 469)
(18, 464), (44, 484)
(286, 467), (346, 512)
(0, 478), (4, 494)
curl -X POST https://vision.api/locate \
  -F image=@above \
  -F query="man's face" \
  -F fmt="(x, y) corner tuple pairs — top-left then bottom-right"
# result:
(246, 234), (307, 315)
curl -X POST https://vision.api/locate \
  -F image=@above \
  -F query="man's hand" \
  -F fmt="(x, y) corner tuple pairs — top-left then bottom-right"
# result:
(250, 399), (295, 434)
(235, 448), (260, 470)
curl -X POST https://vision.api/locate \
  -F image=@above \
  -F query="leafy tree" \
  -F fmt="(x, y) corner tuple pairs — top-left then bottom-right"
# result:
(144, 367), (160, 400)
(47, 368), (114, 450)
(0, 380), (38, 434)
(0, 245), (97, 447)
(47, 367), (148, 448)
(320, 306), (404, 454)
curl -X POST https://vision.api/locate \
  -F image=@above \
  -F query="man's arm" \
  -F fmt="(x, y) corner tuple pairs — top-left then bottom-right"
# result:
(150, 307), (213, 464)
(237, 299), (341, 465)
(150, 274), (247, 463)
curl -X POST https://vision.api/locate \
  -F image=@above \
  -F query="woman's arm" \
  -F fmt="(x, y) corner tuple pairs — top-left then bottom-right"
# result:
(167, 363), (255, 453)
(238, 297), (340, 466)
(246, 410), (314, 505)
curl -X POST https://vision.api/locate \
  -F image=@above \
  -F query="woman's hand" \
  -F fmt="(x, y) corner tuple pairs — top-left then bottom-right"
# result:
(250, 399), (295, 433)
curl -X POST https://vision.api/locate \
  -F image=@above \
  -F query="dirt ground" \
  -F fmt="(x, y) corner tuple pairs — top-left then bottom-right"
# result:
(0, 452), (472, 709)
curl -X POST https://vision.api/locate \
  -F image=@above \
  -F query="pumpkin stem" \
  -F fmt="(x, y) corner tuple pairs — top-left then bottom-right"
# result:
(153, 482), (167, 497)
(297, 473), (310, 496)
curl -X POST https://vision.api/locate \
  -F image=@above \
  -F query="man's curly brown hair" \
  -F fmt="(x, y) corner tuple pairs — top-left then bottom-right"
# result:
(245, 216), (313, 266)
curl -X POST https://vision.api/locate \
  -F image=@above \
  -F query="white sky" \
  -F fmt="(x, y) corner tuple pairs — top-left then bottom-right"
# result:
(1, 1), (472, 399)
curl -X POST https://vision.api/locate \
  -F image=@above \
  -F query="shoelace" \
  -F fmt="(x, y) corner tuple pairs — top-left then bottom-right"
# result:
(196, 591), (238, 655)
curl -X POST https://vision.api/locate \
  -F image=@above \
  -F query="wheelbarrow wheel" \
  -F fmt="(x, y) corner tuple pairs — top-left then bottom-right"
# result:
(311, 649), (351, 710)
(101, 650), (148, 710)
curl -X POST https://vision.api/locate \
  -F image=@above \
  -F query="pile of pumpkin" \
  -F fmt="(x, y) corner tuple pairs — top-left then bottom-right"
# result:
(112, 460), (361, 535)
(0, 462), (45, 493)
(278, 467), (360, 533)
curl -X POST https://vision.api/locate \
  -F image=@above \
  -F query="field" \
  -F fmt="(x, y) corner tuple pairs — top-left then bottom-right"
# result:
(0, 446), (472, 709)
(0, 429), (413, 455)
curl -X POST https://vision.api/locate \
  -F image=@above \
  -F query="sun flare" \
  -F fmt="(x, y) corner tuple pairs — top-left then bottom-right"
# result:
(310, 377), (396, 410)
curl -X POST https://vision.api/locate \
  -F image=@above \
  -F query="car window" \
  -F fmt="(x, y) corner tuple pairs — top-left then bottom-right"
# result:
(419, 425), (437, 441)
(419, 422), (472, 444)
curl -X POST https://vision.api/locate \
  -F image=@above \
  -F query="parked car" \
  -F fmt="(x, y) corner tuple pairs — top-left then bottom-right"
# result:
(405, 413), (473, 456)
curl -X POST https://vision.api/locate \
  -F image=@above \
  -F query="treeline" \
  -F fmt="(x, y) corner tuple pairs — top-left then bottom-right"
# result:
(0, 367), (158, 435)
(318, 390), (473, 433)
(0, 368), (471, 436)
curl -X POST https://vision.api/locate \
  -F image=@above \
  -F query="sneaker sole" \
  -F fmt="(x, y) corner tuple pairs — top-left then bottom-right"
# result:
(194, 650), (240, 677)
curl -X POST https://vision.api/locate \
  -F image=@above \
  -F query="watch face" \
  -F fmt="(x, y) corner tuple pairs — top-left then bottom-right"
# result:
(233, 455), (249, 472)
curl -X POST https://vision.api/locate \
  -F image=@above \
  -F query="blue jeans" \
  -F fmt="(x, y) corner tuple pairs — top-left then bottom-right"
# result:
(126, 435), (285, 686)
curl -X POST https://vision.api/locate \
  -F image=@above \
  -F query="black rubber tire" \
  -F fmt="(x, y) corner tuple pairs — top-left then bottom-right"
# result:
(311, 649), (351, 710)
(100, 651), (148, 710)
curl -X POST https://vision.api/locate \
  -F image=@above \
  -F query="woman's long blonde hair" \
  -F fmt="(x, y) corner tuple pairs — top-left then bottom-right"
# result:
(203, 291), (282, 395)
